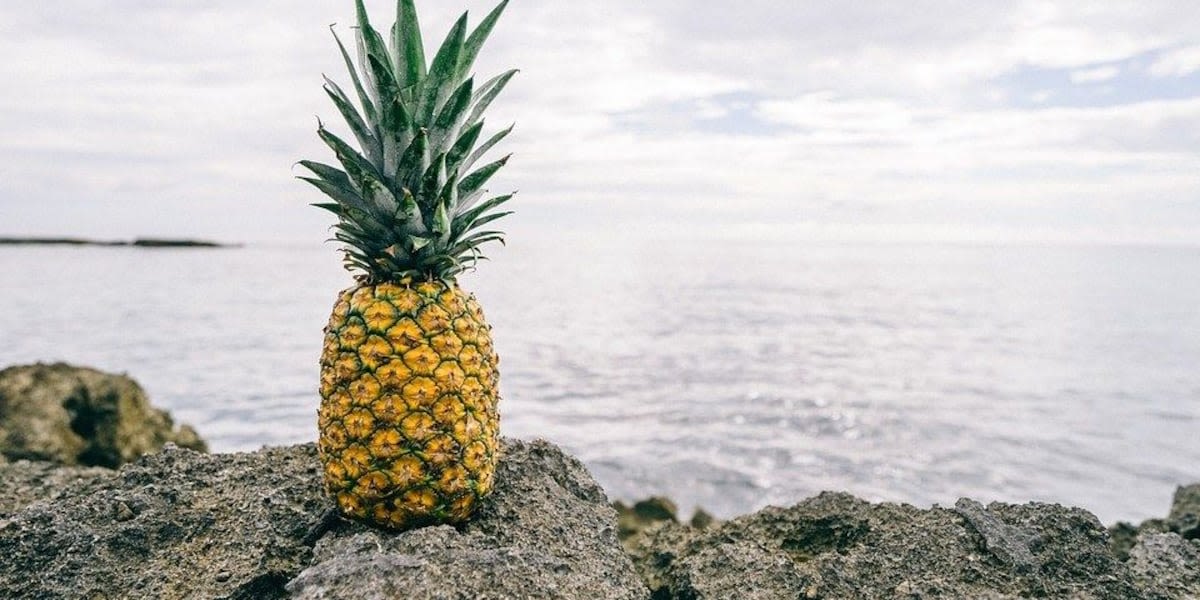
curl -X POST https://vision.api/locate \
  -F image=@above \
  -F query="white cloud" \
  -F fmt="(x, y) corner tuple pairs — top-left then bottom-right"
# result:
(1148, 45), (1200, 78)
(0, 0), (1197, 244)
(1069, 65), (1120, 83)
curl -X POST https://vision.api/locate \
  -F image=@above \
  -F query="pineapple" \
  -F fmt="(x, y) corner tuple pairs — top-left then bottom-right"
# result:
(299, 0), (515, 529)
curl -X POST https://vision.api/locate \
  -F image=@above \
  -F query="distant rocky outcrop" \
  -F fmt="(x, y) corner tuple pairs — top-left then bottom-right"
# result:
(613, 495), (719, 547)
(0, 237), (232, 248)
(0, 439), (649, 600)
(0, 363), (207, 467)
(1114, 484), (1200, 547)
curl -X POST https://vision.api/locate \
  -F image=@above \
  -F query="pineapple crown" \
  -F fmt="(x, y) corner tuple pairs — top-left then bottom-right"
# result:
(300, 0), (515, 283)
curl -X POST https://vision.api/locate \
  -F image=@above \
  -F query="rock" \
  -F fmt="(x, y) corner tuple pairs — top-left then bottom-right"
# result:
(1127, 533), (1200, 598)
(665, 540), (811, 600)
(689, 507), (718, 530)
(287, 439), (648, 600)
(1109, 483), (1200, 561)
(1169, 484), (1200, 541)
(626, 491), (1157, 599)
(0, 443), (327, 600)
(615, 496), (679, 543)
(0, 439), (648, 600)
(0, 363), (207, 467)
(0, 237), (231, 248)
(0, 460), (111, 520)
(1110, 519), (1171, 561)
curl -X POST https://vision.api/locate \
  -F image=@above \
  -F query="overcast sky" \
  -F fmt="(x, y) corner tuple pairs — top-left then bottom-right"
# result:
(2, 1), (1198, 244)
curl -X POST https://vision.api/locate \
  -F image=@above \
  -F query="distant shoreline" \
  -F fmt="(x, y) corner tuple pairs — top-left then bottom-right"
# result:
(0, 237), (238, 248)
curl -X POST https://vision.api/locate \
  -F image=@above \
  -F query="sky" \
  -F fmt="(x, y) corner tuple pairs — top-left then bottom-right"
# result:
(1, 1), (1199, 245)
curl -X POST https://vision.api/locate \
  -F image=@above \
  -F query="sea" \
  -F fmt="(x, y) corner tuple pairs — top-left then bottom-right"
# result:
(1, 238), (1197, 524)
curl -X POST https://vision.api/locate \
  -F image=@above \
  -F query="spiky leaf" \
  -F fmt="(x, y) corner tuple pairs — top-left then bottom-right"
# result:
(304, 0), (516, 283)
(393, 0), (426, 88)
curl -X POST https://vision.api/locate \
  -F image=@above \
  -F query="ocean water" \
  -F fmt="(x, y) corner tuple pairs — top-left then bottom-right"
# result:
(1, 238), (1197, 524)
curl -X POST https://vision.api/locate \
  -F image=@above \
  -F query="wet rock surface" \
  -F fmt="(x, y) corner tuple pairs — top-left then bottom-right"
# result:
(0, 363), (207, 467)
(624, 491), (1198, 599)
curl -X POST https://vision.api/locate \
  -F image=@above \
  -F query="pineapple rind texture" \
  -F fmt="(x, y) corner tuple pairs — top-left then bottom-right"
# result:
(318, 279), (500, 529)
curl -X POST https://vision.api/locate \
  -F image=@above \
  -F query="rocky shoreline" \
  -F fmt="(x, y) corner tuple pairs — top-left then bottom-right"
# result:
(1, 364), (1196, 599)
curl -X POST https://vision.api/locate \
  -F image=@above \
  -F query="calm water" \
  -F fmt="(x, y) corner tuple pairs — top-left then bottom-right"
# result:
(1, 239), (1197, 523)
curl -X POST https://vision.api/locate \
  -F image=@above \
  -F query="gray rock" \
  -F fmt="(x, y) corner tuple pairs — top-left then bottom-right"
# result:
(1127, 533), (1200, 599)
(0, 438), (648, 600)
(626, 491), (1151, 599)
(288, 439), (648, 600)
(0, 363), (207, 467)
(668, 540), (813, 600)
(614, 496), (679, 543)
(0, 459), (111, 519)
(0, 443), (327, 599)
(689, 507), (718, 530)
(1110, 483), (1200, 561)
(1169, 484), (1200, 541)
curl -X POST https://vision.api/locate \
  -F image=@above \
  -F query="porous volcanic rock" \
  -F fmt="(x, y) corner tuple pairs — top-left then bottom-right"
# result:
(623, 491), (1182, 600)
(1111, 483), (1200, 561)
(0, 459), (111, 519)
(1168, 484), (1200, 541)
(0, 443), (326, 600)
(0, 363), (207, 467)
(0, 439), (649, 600)
(614, 496), (680, 543)
(287, 439), (649, 600)
(1127, 533), (1200, 598)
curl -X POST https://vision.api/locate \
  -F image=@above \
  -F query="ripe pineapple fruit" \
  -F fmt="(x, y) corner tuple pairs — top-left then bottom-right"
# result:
(300, 0), (515, 529)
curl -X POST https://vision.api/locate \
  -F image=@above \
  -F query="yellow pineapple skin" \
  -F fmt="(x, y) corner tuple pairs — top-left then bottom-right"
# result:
(317, 279), (500, 529)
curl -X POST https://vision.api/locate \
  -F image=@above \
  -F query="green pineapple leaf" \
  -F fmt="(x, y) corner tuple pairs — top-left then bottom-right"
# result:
(463, 122), (513, 173)
(446, 121), (484, 169)
(392, 0), (427, 88)
(323, 77), (381, 164)
(329, 25), (377, 124)
(468, 69), (517, 127)
(458, 154), (510, 199)
(298, 160), (354, 191)
(421, 152), (448, 217)
(311, 202), (343, 216)
(419, 13), (468, 123)
(454, 193), (512, 226)
(353, 0), (393, 112)
(397, 127), (430, 192)
(432, 77), (474, 151)
(305, 0), (516, 283)
(458, 0), (510, 80)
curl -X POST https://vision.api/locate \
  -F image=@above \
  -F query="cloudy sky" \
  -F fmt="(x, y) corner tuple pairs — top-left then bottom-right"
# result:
(2, 1), (1198, 244)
